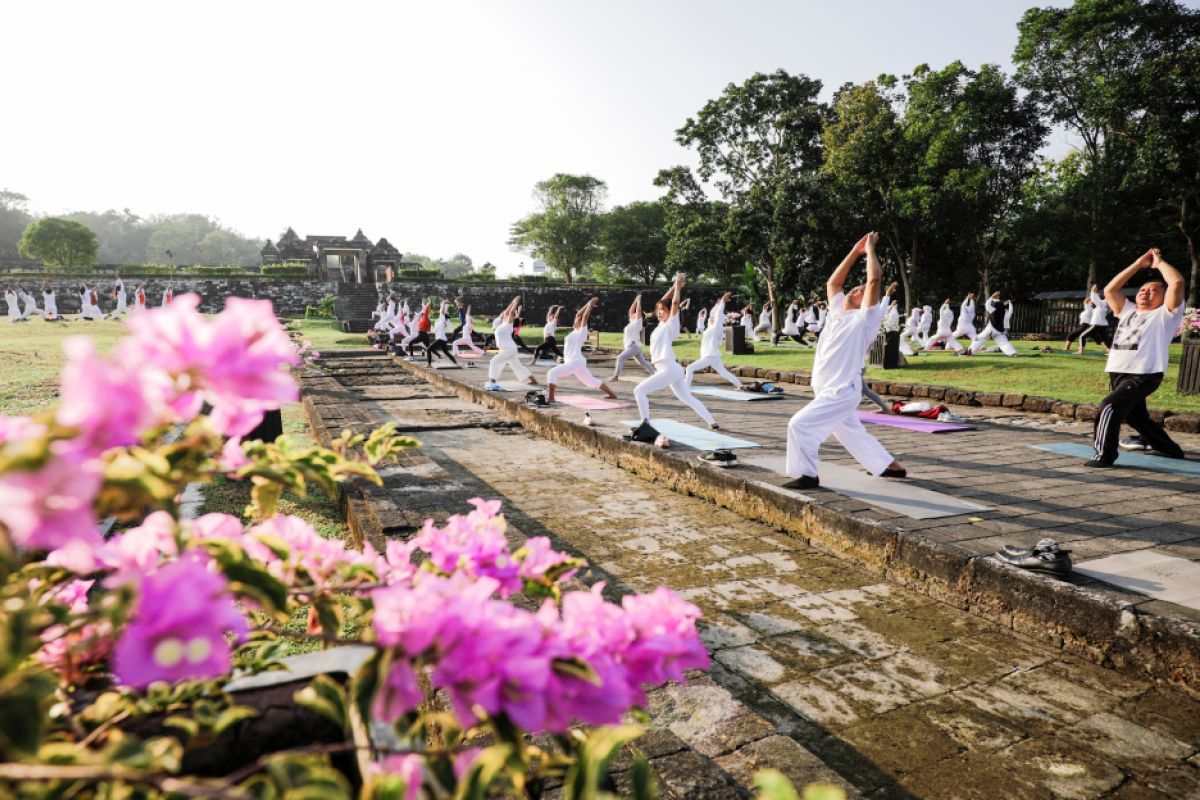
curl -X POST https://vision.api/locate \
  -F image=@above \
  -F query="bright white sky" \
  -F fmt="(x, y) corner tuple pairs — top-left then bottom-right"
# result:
(3, 0), (1111, 276)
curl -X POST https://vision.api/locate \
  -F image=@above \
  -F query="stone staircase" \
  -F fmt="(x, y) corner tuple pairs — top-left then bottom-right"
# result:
(333, 282), (380, 333)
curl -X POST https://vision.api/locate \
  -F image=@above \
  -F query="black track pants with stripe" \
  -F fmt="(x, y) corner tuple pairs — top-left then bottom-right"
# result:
(1093, 372), (1183, 462)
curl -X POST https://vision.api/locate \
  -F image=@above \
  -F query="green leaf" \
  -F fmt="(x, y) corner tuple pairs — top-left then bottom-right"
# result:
(752, 769), (802, 800)
(564, 725), (643, 800)
(312, 596), (343, 638)
(294, 675), (348, 731)
(163, 714), (200, 740)
(213, 705), (258, 736)
(630, 754), (658, 800)
(452, 743), (513, 800)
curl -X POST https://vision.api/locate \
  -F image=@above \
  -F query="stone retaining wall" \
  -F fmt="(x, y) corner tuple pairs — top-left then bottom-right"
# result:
(6, 276), (338, 317)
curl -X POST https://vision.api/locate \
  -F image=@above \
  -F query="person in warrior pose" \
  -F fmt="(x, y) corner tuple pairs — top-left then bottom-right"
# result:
(740, 303), (756, 342)
(19, 287), (44, 321)
(450, 305), (486, 356)
(488, 296), (538, 386)
(1089, 249), (1186, 467)
(782, 233), (906, 490)
(5, 287), (18, 322)
(133, 284), (147, 312)
(632, 273), (719, 429)
(916, 304), (933, 348)
(109, 273), (128, 318)
(546, 298), (617, 402)
(685, 291), (743, 390)
(1077, 284), (1112, 354)
(773, 299), (811, 346)
(609, 293), (654, 381)
(531, 305), (564, 364)
(899, 306), (921, 356)
(967, 292), (1018, 356)
(949, 293), (977, 353)
(1064, 298), (1094, 352)
(753, 301), (773, 340)
(77, 283), (97, 320)
(162, 285), (174, 307)
(425, 300), (459, 367)
(923, 298), (964, 353)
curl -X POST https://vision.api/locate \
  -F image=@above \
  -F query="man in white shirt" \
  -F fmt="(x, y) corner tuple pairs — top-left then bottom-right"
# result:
(1090, 249), (1186, 467)
(783, 233), (906, 490)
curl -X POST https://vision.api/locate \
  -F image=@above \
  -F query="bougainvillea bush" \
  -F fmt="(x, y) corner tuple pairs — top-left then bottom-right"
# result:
(0, 295), (713, 799)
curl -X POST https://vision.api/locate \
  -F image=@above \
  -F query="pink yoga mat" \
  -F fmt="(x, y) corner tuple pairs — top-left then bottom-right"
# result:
(857, 411), (975, 433)
(555, 394), (632, 410)
(455, 351), (483, 358)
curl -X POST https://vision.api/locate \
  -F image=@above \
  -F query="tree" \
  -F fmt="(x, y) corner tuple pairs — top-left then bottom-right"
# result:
(1013, 0), (1188, 289)
(474, 261), (497, 279)
(18, 217), (98, 270)
(598, 201), (667, 284)
(440, 253), (474, 279)
(672, 71), (828, 319)
(0, 190), (32, 258)
(508, 174), (607, 283)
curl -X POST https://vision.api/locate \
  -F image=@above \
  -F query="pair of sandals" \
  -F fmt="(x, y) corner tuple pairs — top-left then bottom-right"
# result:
(995, 538), (1072, 575)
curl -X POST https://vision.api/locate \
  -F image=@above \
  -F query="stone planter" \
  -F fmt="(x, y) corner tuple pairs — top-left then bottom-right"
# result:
(1179, 337), (1200, 395)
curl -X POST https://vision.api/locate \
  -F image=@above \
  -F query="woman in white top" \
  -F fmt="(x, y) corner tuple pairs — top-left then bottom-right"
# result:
(740, 303), (756, 342)
(1077, 284), (1112, 354)
(43, 282), (58, 320)
(917, 305), (933, 347)
(77, 283), (97, 320)
(110, 275), (128, 318)
(133, 285), (147, 312)
(609, 294), (654, 380)
(5, 288), (19, 322)
(488, 296), (537, 386)
(632, 274), (718, 429)
(451, 305), (486, 356)
(1064, 299), (1094, 351)
(949, 293), (977, 352)
(425, 301), (458, 366)
(695, 307), (708, 338)
(19, 288), (43, 321)
(899, 307), (922, 356)
(546, 298), (616, 402)
(753, 302), (773, 339)
(922, 299), (964, 353)
(773, 300), (810, 346)
(685, 292), (743, 389)
(531, 305), (563, 363)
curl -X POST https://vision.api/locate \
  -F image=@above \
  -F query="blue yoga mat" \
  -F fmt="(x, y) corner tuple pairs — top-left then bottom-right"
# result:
(1030, 442), (1200, 477)
(620, 419), (761, 450)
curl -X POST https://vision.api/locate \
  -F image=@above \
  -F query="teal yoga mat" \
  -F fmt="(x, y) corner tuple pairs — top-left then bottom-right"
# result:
(1031, 442), (1200, 477)
(620, 419), (761, 450)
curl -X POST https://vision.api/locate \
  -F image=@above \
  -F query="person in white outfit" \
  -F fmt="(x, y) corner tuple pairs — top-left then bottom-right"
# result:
(773, 300), (810, 346)
(740, 303), (756, 342)
(949, 293), (977, 352)
(488, 296), (537, 386)
(531, 306), (563, 364)
(1077, 284), (1111, 354)
(685, 292), (743, 390)
(923, 299), (964, 353)
(5, 288), (19, 322)
(633, 274), (718, 429)
(425, 301), (459, 367)
(967, 292), (1018, 356)
(695, 307), (708, 338)
(753, 302), (773, 339)
(133, 284), (147, 313)
(900, 307), (922, 356)
(110, 275), (128, 318)
(161, 286), (174, 307)
(917, 305), (933, 347)
(77, 283), (98, 320)
(451, 306), (486, 356)
(43, 282), (59, 321)
(19, 288), (44, 321)
(1064, 298), (1094, 351)
(546, 298), (617, 402)
(783, 233), (906, 490)
(610, 294), (654, 380)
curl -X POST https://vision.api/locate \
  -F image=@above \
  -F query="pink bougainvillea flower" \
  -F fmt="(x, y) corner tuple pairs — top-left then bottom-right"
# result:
(218, 437), (250, 473)
(96, 510), (179, 584)
(517, 536), (578, 584)
(414, 498), (523, 595)
(0, 446), (102, 563)
(0, 414), (46, 445)
(370, 753), (423, 800)
(56, 336), (161, 453)
(372, 658), (422, 724)
(189, 512), (245, 542)
(112, 554), (248, 689)
(621, 587), (709, 688)
(36, 579), (113, 680)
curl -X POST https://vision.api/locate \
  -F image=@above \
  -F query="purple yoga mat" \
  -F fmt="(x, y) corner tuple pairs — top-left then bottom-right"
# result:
(857, 411), (975, 433)
(556, 394), (632, 410)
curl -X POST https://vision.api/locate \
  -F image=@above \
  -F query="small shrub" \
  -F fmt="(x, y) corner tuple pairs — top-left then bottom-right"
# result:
(305, 295), (337, 319)
(262, 264), (312, 278)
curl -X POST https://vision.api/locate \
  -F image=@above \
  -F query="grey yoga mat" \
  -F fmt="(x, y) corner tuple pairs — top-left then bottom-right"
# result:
(744, 456), (991, 519)
(692, 387), (784, 401)
(619, 419), (761, 450)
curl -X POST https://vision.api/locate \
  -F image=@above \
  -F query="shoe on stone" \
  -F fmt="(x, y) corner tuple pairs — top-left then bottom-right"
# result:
(782, 475), (820, 490)
(700, 449), (738, 468)
(996, 548), (1072, 575)
(880, 467), (907, 478)
(1119, 436), (1150, 451)
(1085, 459), (1115, 468)
(1000, 538), (1061, 558)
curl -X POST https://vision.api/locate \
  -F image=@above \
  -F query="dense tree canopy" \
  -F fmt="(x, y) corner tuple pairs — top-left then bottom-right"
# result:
(18, 217), (99, 270)
(508, 174), (608, 283)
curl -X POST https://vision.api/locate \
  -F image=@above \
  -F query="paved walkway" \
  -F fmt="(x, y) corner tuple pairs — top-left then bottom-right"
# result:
(322, 354), (1200, 799)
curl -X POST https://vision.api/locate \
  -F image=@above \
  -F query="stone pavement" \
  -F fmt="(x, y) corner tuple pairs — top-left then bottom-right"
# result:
(386, 349), (1200, 693)
(314, 353), (1200, 799)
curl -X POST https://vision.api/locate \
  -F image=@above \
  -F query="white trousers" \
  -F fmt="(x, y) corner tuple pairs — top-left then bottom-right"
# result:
(451, 332), (484, 356)
(786, 382), (894, 478)
(547, 358), (602, 389)
(753, 320), (771, 335)
(743, 320), (758, 341)
(899, 331), (918, 356)
(611, 342), (653, 378)
(923, 329), (964, 352)
(968, 324), (1017, 356)
(685, 355), (742, 389)
(633, 361), (715, 426)
(489, 347), (531, 382)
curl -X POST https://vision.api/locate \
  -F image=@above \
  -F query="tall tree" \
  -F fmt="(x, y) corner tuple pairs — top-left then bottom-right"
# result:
(672, 70), (828, 321)
(0, 190), (32, 258)
(18, 217), (98, 270)
(508, 174), (607, 283)
(1013, 0), (1188, 289)
(598, 201), (667, 285)
(654, 167), (742, 284)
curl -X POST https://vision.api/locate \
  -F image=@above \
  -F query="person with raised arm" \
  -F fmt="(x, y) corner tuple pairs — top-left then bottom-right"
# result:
(545, 297), (617, 402)
(753, 301), (773, 340)
(487, 295), (538, 386)
(740, 303), (756, 342)
(685, 291), (743, 390)
(782, 233), (906, 490)
(1089, 249), (1186, 467)
(425, 300), (459, 367)
(632, 273), (718, 429)
(949, 292), (977, 352)
(1076, 283), (1112, 354)
(967, 291), (1018, 356)
(450, 304), (486, 357)
(530, 305), (564, 364)
(923, 298), (965, 353)
(110, 273), (128, 318)
(42, 281), (59, 321)
(609, 293), (654, 380)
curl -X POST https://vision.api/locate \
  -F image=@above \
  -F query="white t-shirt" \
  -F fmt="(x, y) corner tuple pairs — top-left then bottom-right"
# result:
(649, 314), (680, 365)
(1079, 308), (1092, 324)
(1090, 295), (1109, 326)
(1106, 302), (1183, 375)
(543, 318), (557, 339)
(958, 300), (975, 329)
(811, 292), (886, 393)
(936, 305), (954, 334)
(622, 317), (643, 349)
(758, 308), (770, 326)
(493, 318), (516, 350)
(700, 301), (726, 358)
(563, 326), (587, 361)
(433, 314), (448, 341)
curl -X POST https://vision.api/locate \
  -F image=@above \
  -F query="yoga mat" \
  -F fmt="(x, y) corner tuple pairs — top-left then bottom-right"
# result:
(619, 419), (761, 451)
(693, 387), (784, 402)
(1075, 551), (1200, 611)
(744, 457), (990, 519)
(455, 351), (483, 359)
(430, 363), (463, 370)
(482, 381), (538, 392)
(1030, 442), (1200, 477)
(556, 394), (631, 410)
(857, 412), (975, 433)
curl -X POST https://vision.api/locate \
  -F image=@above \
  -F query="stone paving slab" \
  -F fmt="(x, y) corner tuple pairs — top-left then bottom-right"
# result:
(392, 352), (1200, 693)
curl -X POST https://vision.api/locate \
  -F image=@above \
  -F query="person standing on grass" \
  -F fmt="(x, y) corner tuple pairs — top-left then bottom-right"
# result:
(1077, 284), (1112, 354)
(609, 293), (654, 380)
(949, 293), (977, 350)
(740, 303), (756, 342)
(1064, 298), (1094, 352)
(783, 233), (906, 490)
(1089, 249), (1186, 467)
(546, 298), (617, 402)
(685, 291), (743, 390)
(923, 298), (964, 353)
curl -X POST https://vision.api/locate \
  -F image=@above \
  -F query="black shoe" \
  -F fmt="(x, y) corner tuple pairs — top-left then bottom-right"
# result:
(996, 549), (1072, 575)
(700, 449), (738, 468)
(1085, 459), (1115, 468)
(782, 475), (820, 490)
(1000, 538), (1062, 558)
(880, 467), (907, 478)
